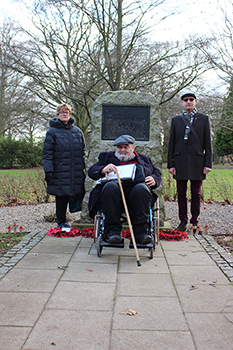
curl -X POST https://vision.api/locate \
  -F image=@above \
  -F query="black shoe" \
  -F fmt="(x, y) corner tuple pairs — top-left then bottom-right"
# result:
(135, 234), (152, 244)
(175, 222), (187, 232)
(108, 232), (121, 243)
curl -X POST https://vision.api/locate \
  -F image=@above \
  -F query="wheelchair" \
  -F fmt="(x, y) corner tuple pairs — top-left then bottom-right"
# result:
(94, 198), (160, 259)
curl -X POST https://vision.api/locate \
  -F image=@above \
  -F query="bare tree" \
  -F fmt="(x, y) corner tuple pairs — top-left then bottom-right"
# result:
(8, 3), (96, 134)
(55, 0), (210, 103)
(6, 0), (213, 139)
(193, 0), (233, 84)
(0, 21), (42, 138)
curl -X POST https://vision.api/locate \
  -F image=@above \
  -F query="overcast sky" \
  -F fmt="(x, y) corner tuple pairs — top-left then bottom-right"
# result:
(0, 0), (230, 94)
(0, 0), (227, 41)
(151, 0), (227, 41)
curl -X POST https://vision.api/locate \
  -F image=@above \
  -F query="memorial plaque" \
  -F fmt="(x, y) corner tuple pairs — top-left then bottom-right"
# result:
(102, 104), (150, 140)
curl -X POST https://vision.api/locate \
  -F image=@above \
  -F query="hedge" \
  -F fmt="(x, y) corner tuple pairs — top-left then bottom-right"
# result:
(0, 138), (43, 169)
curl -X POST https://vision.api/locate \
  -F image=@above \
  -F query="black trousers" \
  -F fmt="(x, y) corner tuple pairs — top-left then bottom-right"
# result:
(100, 181), (152, 234)
(56, 195), (69, 225)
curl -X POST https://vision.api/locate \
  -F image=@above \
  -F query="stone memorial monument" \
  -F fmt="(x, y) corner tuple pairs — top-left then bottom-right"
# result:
(78, 90), (164, 226)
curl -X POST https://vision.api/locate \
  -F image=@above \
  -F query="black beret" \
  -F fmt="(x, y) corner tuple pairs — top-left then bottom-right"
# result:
(112, 135), (135, 146)
(181, 92), (197, 100)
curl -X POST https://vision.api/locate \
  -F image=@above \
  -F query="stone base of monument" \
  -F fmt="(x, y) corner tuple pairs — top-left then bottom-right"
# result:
(72, 220), (94, 229)
(72, 220), (130, 231)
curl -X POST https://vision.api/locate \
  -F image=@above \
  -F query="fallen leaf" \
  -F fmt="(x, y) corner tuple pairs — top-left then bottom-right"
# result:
(120, 308), (137, 316)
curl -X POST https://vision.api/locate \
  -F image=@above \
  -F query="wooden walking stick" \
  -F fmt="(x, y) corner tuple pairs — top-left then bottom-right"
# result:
(115, 170), (141, 267)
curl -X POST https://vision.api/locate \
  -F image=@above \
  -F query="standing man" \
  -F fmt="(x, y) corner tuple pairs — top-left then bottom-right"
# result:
(167, 92), (212, 231)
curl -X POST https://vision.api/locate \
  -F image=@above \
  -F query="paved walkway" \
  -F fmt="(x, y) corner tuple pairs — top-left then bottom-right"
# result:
(0, 232), (233, 350)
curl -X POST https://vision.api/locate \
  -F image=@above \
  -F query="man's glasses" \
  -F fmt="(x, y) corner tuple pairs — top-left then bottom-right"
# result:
(183, 98), (195, 102)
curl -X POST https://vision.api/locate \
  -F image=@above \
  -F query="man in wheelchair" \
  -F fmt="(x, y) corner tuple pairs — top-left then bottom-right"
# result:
(88, 135), (161, 245)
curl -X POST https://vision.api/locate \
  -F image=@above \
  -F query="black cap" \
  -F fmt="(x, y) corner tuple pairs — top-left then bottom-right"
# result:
(112, 135), (135, 146)
(181, 92), (197, 100)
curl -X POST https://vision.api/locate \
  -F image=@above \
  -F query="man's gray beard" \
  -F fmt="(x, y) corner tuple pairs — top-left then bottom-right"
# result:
(115, 150), (135, 162)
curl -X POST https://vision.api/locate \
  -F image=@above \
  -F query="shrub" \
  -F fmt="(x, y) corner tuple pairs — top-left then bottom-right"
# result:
(0, 137), (18, 168)
(0, 137), (43, 169)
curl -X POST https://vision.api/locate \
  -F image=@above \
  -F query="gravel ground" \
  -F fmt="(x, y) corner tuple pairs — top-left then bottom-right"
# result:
(0, 203), (81, 233)
(165, 201), (233, 234)
(0, 201), (232, 235)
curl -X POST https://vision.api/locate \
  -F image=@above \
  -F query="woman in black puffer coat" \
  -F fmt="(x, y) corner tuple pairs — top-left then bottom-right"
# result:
(43, 103), (85, 229)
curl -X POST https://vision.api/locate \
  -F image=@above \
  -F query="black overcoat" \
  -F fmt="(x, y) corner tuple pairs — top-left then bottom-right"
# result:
(43, 117), (85, 197)
(88, 151), (162, 218)
(167, 112), (212, 181)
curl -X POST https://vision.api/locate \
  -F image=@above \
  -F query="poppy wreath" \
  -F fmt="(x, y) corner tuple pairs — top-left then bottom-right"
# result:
(47, 227), (94, 239)
(122, 229), (188, 241)
(159, 229), (188, 241)
(47, 227), (188, 241)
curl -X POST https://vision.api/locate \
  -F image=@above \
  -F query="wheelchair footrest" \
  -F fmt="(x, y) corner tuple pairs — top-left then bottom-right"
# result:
(101, 239), (125, 248)
(129, 242), (154, 249)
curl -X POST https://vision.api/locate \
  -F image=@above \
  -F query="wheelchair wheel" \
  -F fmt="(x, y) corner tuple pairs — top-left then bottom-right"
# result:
(94, 214), (100, 243)
(96, 235), (103, 257)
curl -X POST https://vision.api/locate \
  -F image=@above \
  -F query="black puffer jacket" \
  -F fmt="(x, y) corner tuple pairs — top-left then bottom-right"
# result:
(43, 117), (85, 197)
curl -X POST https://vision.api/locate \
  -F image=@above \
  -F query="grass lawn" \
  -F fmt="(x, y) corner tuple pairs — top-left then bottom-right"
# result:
(0, 231), (28, 257)
(0, 167), (50, 205)
(0, 166), (43, 175)
(0, 167), (232, 205)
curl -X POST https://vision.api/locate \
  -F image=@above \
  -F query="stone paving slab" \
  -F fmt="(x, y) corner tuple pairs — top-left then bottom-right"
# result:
(72, 247), (119, 263)
(116, 273), (176, 297)
(14, 252), (72, 270)
(0, 232), (232, 350)
(60, 261), (118, 283)
(29, 236), (81, 254)
(110, 330), (196, 350)
(159, 237), (201, 251)
(46, 281), (115, 311)
(118, 255), (169, 274)
(0, 326), (31, 350)
(22, 309), (112, 350)
(0, 268), (63, 292)
(169, 264), (231, 285)
(164, 249), (217, 266)
(185, 313), (233, 350)
(113, 296), (189, 331)
(176, 284), (233, 312)
(0, 292), (50, 326)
